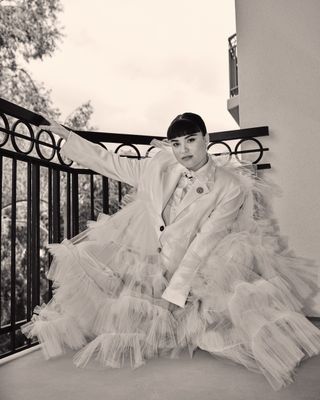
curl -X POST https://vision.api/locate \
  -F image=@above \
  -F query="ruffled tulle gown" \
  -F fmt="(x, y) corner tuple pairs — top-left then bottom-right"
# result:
(22, 153), (320, 391)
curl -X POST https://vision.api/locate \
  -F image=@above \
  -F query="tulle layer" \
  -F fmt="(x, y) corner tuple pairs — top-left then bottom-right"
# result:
(22, 235), (179, 366)
(22, 171), (320, 391)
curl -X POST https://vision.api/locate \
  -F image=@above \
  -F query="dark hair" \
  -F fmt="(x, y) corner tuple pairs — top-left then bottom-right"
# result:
(167, 112), (207, 140)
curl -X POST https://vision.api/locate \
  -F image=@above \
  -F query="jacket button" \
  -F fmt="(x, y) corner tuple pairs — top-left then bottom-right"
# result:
(157, 247), (162, 253)
(160, 225), (164, 231)
(196, 187), (204, 194)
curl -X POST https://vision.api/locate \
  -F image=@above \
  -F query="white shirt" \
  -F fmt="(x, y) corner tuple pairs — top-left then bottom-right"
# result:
(162, 157), (211, 225)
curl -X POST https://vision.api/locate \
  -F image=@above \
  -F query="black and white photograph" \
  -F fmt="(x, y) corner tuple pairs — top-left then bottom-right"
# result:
(0, 1), (320, 399)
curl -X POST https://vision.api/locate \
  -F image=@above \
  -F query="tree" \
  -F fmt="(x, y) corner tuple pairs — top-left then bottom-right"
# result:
(0, 0), (63, 63)
(65, 101), (95, 131)
(0, 0), (134, 356)
(0, 0), (98, 354)
(0, 0), (64, 117)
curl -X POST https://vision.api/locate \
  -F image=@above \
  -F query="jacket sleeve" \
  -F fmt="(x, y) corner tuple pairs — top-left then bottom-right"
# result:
(161, 183), (245, 307)
(60, 131), (148, 187)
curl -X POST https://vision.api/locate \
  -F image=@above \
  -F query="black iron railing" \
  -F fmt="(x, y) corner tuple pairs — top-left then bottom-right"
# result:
(0, 97), (270, 359)
(228, 33), (238, 97)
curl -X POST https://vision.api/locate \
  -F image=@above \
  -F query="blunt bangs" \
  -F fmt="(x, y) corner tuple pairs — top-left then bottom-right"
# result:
(167, 119), (201, 140)
(167, 112), (207, 140)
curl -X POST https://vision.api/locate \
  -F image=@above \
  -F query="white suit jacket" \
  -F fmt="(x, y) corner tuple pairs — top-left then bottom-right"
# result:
(61, 132), (246, 307)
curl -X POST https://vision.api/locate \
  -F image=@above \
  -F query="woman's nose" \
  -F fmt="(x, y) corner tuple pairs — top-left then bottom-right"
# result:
(180, 142), (187, 153)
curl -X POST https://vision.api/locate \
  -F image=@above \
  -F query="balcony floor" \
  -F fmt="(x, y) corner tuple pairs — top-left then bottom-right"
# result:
(1, 347), (320, 400)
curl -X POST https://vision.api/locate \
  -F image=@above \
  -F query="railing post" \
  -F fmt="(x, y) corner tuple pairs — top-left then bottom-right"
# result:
(26, 162), (32, 321)
(0, 155), (2, 327)
(90, 173), (95, 220)
(66, 172), (71, 239)
(30, 163), (40, 311)
(102, 177), (109, 214)
(10, 158), (17, 351)
(52, 169), (61, 243)
(71, 171), (79, 236)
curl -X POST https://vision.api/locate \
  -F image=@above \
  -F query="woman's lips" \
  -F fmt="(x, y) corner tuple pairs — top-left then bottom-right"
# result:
(182, 155), (193, 160)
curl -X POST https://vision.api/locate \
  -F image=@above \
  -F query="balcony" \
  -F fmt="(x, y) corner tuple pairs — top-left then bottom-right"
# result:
(1, 98), (319, 398)
(1, 343), (320, 400)
(0, 97), (272, 361)
(227, 33), (240, 125)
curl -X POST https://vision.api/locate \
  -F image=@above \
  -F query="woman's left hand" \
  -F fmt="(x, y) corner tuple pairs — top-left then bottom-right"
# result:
(39, 116), (71, 140)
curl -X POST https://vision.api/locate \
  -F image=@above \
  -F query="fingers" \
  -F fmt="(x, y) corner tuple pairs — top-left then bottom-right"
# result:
(38, 124), (69, 140)
(37, 115), (71, 140)
(38, 125), (49, 131)
(38, 115), (61, 130)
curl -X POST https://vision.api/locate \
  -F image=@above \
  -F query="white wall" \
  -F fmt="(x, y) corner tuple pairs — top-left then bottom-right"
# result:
(235, 0), (320, 314)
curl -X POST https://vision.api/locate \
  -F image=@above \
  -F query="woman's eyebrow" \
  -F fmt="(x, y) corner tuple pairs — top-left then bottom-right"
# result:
(170, 134), (197, 143)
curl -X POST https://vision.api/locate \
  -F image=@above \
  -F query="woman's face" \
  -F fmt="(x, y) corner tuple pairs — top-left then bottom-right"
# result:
(170, 132), (208, 171)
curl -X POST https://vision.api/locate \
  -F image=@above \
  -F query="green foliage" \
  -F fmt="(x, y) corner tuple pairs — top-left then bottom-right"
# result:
(0, 0), (108, 354)
(0, 0), (64, 117)
(0, 0), (63, 64)
(65, 101), (95, 131)
(0, 0), (136, 356)
(0, 67), (61, 118)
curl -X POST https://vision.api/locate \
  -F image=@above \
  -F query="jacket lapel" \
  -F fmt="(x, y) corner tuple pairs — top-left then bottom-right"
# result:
(149, 140), (217, 222)
(173, 157), (216, 220)
(160, 163), (184, 212)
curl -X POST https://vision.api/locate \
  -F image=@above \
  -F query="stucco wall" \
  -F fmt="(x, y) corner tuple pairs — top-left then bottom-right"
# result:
(235, 0), (320, 314)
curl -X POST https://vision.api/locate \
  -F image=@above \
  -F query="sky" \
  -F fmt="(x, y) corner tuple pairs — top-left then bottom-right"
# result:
(28, 0), (238, 136)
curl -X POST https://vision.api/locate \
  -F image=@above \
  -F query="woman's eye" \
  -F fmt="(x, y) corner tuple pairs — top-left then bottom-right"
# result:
(187, 138), (195, 143)
(172, 142), (179, 147)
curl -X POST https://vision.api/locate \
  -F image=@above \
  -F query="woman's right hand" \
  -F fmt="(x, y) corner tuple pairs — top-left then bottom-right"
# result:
(39, 116), (71, 140)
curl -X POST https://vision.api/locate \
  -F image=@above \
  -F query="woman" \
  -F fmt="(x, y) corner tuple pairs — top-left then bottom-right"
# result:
(22, 112), (320, 390)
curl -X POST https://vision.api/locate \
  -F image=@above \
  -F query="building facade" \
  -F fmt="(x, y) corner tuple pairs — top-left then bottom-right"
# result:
(229, 0), (320, 314)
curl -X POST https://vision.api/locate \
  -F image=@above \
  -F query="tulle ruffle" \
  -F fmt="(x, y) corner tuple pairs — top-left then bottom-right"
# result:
(22, 162), (320, 391)
(22, 234), (178, 368)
